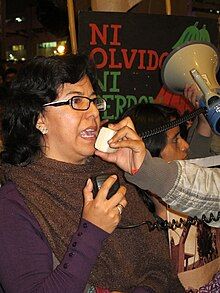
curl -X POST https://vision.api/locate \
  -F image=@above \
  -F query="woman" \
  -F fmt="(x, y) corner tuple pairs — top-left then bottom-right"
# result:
(0, 54), (183, 292)
(0, 54), (127, 293)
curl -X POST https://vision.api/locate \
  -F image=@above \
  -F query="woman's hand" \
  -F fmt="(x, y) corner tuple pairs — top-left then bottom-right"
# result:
(184, 83), (200, 108)
(82, 175), (127, 233)
(95, 117), (146, 174)
(184, 84), (212, 137)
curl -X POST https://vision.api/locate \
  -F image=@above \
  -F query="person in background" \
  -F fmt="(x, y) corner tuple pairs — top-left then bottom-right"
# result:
(0, 54), (184, 293)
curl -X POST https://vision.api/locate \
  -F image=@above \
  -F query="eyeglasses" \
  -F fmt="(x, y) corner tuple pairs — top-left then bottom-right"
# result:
(43, 96), (106, 112)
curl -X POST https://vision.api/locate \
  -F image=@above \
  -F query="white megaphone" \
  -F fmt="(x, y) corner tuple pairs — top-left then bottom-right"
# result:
(161, 41), (220, 135)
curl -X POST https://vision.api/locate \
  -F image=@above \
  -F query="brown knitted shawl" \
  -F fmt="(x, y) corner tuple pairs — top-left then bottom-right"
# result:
(2, 156), (184, 292)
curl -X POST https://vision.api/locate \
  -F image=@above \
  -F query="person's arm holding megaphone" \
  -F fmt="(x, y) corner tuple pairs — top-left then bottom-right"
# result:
(95, 117), (220, 227)
(184, 84), (212, 137)
(184, 84), (215, 158)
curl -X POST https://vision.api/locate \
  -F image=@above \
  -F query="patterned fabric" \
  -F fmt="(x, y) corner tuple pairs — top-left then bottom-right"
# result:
(198, 271), (220, 293)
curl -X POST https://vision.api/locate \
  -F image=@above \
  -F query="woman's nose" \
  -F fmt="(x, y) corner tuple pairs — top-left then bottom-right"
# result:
(85, 101), (100, 118)
(179, 138), (189, 152)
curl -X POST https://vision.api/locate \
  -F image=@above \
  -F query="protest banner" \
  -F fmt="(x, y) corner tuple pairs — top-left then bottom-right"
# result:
(78, 12), (218, 121)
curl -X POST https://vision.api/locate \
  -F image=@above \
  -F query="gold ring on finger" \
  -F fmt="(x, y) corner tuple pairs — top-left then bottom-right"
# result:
(116, 203), (124, 215)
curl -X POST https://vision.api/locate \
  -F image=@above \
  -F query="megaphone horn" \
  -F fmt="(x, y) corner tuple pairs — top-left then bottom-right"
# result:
(161, 41), (220, 135)
(161, 41), (219, 94)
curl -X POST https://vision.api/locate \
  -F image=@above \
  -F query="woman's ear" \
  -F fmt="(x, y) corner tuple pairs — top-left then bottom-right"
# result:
(36, 114), (48, 135)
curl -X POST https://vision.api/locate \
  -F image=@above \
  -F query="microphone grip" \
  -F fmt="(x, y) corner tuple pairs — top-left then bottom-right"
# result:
(91, 174), (120, 199)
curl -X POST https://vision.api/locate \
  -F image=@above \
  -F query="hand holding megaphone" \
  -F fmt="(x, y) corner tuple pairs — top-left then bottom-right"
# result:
(190, 68), (220, 135)
(161, 41), (220, 135)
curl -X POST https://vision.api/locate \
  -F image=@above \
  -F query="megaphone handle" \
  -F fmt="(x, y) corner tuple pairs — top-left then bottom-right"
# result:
(190, 69), (212, 97)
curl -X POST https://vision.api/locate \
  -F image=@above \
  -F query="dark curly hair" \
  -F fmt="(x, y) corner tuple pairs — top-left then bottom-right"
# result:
(1, 54), (99, 165)
(123, 103), (180, 157)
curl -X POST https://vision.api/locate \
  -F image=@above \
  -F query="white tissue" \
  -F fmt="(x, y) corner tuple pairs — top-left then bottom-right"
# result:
(95, 127), (117, 153)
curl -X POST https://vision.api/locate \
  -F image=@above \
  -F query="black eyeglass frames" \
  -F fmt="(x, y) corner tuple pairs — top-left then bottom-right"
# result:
(43, 96), (106, 112)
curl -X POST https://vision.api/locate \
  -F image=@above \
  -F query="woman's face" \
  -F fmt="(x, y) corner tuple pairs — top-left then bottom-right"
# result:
(160, 126), (189, 162)
(38, 75), (101, 164)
